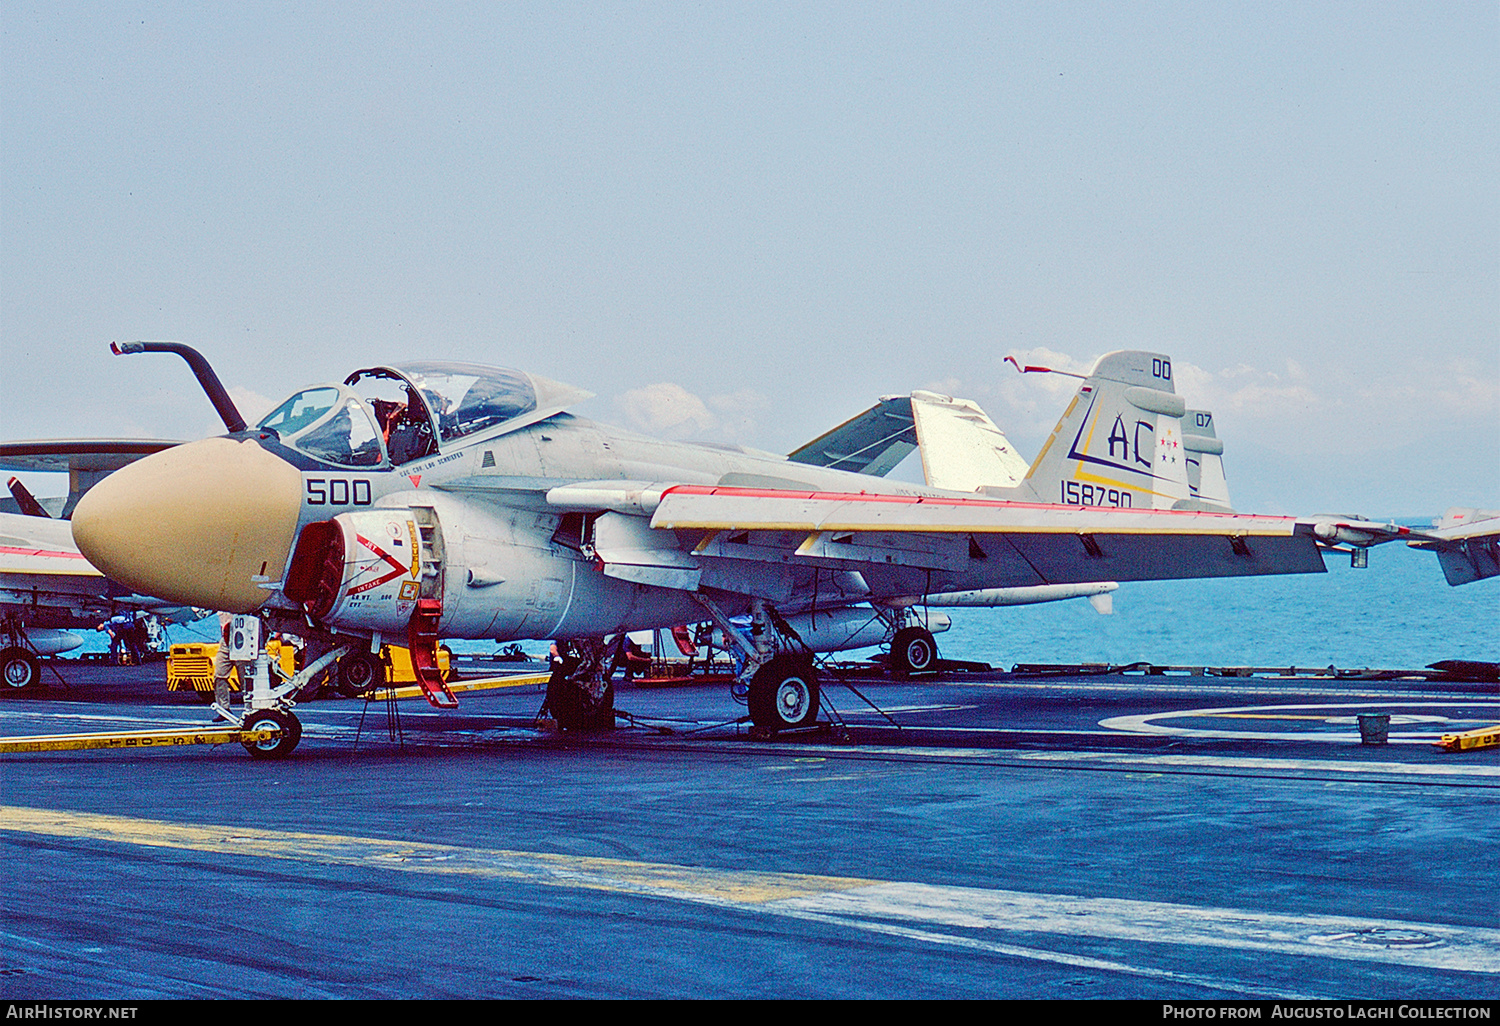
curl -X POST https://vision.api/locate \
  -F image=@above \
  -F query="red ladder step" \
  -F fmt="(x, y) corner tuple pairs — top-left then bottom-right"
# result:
(408, 598), (458, 708)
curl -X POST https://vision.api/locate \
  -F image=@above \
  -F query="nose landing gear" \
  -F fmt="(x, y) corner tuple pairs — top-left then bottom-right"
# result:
(241, 708), (302, 760)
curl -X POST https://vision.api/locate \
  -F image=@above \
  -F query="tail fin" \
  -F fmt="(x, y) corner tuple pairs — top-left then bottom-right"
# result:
(909, 390), (1029, 492)
(1017, 351), (1190, 509)
(1181, 409), (1234, 512)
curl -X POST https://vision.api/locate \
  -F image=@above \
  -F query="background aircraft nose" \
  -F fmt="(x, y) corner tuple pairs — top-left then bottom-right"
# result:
(72, 437), (303, 613)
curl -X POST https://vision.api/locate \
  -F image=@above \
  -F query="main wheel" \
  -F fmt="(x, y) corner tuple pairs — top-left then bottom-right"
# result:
(240, 708), (302, 760)
(747, 655), (820, 732)
(890, 627), (937, 677)
(547, 675), (615, 732)
(337, 651), (385, 698)
(1, 647), (39, 691)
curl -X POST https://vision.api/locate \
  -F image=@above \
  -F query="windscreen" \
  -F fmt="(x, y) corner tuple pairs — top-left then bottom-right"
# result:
(294, 398), (384, 467)
(259, 387), (386, 467)
(258, 388), (340, 436)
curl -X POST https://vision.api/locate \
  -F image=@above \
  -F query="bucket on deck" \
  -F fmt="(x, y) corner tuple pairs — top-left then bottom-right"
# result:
(1357, 713), (1390, 745)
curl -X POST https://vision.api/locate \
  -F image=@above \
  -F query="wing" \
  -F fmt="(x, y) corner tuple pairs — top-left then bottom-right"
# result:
(650, 485), (1323, 590)
(1406, 508), (1500, 586)
(0, 438), (184, 518)
(1, 510), (116, 623)
(786, 396), (917, 477)
(908, 390), (1030, 492)
(548, 483), (1326, 608)
(0, 511), (192, 627)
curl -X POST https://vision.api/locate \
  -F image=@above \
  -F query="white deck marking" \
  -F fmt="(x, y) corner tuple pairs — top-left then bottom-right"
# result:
(1101, 701), (1500, 744)
(766, 742), (1499, 779)
(1005, 750), (1500, 778)
(3, 804), (1496, 991)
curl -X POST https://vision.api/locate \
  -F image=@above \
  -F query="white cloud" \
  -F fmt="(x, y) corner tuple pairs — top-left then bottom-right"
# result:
(1172, 358), (1321, 418)
(706, 388), (771, 440)
(615, 383), (719, 440)
(614, 382), (773, 444)
(228, 386), (277, 427)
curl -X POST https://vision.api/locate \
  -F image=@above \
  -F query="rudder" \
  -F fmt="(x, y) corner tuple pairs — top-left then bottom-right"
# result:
(1018, 351), (1190, 510)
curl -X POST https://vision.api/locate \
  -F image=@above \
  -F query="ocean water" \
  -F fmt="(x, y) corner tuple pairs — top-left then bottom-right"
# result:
(935, 552), (1495, 671)
(78, 546), (1493, 673)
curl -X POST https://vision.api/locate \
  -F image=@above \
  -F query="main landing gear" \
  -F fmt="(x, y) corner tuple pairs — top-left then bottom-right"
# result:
(337, 649), (386, 698)
(746, 654), (821, 735)
(691, 597), (829, 739)
(542, 639), (616, 732)
(889, 625), (938, 677)
(1, 646), (40, 692)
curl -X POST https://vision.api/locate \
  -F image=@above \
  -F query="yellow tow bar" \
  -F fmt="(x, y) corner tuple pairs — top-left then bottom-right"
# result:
(0, 709), (302, 760)
(1437, 724), (1500, 753)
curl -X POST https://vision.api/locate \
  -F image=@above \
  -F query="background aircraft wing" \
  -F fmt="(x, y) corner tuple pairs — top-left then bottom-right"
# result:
(908, 390), (1030, 492)
(1, 510), (200, 628)
(647, 485), (1325, 593)
(1, 510), (124, 624)
(0, 439), (184, 517)
(1406, 508), (1500, 586)
(786, 396), (917, 477)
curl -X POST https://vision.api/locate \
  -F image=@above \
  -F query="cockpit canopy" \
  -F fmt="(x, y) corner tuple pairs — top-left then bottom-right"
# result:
(396, 362), (538, 445)
(256, 361), (590, 468)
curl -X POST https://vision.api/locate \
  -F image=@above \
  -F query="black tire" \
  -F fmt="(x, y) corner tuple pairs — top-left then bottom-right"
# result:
(547, 675), (615, 732)
(890, 627), (937, 677)
(1, 647), (40, 692)
(747, 655), (820, 732)
(337, 651), (385, 698)
(240, 709), (302, 760)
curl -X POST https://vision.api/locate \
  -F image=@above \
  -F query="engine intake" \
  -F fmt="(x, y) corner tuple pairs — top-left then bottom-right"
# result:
(285, 510), (433, 632)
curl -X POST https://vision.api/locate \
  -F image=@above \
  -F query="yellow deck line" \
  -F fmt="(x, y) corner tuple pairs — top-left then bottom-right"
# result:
(371, 671), (549, 702)
(3, 805), (1496, 976)
(0, 725), (276, 754)
(0, 805), (866, 904)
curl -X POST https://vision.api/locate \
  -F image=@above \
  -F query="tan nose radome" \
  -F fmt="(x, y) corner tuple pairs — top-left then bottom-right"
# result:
(72, 437), (302, 613)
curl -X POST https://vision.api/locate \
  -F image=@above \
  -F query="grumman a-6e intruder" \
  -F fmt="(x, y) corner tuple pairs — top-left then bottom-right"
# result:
(70, 342), (1497, 757)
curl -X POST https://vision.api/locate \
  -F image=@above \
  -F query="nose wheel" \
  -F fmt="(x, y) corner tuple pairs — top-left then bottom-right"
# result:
(241, 709), (302, 760)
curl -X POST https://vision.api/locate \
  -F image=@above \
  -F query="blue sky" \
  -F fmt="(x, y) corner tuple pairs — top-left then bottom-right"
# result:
(3, 2), (1495, 517)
